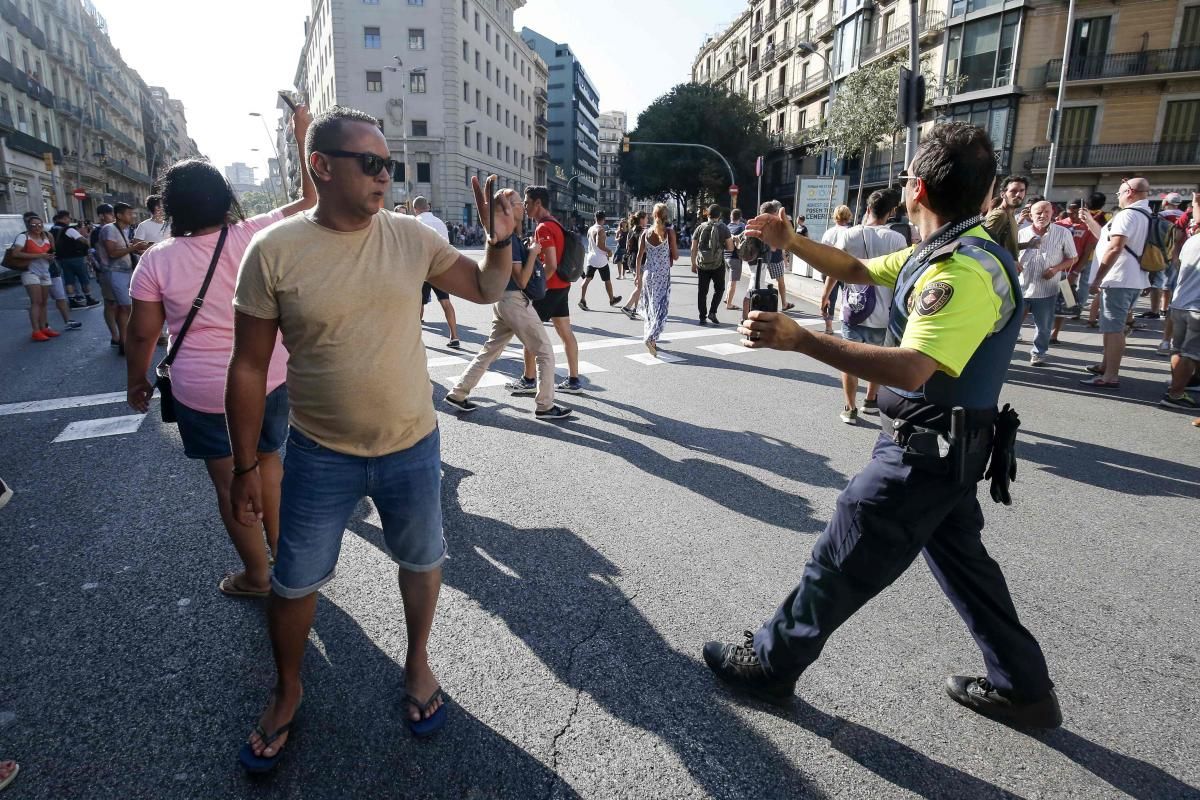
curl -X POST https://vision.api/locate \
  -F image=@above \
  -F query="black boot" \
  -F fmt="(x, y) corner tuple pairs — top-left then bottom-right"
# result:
(945, 676), (1062, 728)
(702, 631), (796, 705)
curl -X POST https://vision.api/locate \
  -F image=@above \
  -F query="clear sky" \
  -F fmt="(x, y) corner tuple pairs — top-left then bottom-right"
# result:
(92, 0), (739, 181)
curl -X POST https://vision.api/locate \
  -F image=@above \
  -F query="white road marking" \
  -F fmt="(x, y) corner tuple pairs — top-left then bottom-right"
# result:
(427, 355), (468, 368)
(442, 372), (509, 389)
(626, 352), (686, 365)
(53, 414), (145, 443)
(0, 390), (126, 416)
(563, 360), (606, 374)
(698, 343), (757, 356)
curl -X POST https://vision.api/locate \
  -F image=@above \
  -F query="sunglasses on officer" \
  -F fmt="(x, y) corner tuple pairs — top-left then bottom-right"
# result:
(318, 149), (399, 177)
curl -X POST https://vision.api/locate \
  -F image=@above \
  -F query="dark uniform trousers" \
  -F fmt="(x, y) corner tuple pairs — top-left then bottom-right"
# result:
(754, 432), (1053, 702)
(697, 267), (725, 318)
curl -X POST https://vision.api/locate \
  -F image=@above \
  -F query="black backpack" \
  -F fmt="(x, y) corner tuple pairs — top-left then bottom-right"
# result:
(55, 225), (90, 259)
(546, 218), (586, 282)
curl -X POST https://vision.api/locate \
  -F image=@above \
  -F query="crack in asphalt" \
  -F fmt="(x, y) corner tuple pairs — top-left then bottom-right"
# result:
(544, 587), (640, 800)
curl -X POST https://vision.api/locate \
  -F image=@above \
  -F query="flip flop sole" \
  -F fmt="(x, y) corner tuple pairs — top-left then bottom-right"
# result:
(408, 702), (448, 738)
(239, 742), (283, 774)
(219, 576), (270, 599)
(0, 763), (18, 791)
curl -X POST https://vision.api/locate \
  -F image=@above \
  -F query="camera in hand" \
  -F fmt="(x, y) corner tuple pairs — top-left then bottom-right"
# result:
(749, 284), (778, 313)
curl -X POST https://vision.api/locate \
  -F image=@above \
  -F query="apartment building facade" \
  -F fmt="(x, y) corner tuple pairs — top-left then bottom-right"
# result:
(1016, 0), (1200, 202)
(286, 0), (544, 227)
(521, 28), (600, 225)
(597, 109), (628, 220)
(0, 0), (199, 220)
(692, 0), (1200, 214)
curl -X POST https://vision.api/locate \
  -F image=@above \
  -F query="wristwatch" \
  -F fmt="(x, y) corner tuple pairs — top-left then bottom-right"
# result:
(487, 236), (512, 249)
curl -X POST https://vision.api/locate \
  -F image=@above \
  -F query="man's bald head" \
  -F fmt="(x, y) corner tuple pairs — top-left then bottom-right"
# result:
(1118, 176), (1150, 208)
(412, 196), (430, 213)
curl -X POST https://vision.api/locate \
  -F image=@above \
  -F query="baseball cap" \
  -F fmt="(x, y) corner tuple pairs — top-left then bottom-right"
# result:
(1067, 199), (1081, 209)
(1165, 192), (1183, 205)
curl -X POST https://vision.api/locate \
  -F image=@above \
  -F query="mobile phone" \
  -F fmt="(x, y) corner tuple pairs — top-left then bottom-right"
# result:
(278, 91), (299, 113)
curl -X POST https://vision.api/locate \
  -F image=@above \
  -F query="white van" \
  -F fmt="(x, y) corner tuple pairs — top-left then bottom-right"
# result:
(0, 214), (30, 282)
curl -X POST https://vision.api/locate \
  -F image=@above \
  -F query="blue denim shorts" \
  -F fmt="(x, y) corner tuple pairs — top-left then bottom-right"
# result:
(175, 385), (289, 460)
(1099, 287), (1141, 333)
(840, 323), (886, 345)
(272, 426), (446, 598)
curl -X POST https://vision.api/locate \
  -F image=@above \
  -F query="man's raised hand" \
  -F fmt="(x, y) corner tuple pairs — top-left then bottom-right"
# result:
(744, 208), (794, 251)
(472, 175), (519, 244)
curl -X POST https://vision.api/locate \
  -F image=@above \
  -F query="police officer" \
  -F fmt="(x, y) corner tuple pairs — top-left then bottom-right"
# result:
(703, 122), (1061, 729)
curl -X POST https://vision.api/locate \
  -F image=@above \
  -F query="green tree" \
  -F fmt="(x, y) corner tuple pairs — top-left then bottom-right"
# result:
(619, 83), (769, 218)
(238, 190), (276, 217)
(818, 52), (949, 220)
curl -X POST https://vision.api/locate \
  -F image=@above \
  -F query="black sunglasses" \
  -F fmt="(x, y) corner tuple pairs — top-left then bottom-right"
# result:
(319, 149), (398, 176)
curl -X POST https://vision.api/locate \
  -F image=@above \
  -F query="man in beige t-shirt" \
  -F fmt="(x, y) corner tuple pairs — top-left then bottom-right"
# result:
(226, 106), (519, 771)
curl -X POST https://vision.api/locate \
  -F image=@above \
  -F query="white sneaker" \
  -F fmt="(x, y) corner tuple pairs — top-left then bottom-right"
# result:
(840, 406), (858, 424)
(1157, 340), (1172, 354)
(1030, 355), (1047, 367)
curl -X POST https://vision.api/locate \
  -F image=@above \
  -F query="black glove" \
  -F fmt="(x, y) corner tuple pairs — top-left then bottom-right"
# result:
(985, 403), (1020, 505)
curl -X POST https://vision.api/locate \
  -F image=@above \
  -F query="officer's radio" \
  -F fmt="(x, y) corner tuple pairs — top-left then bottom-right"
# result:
(748, 259), (778, 314)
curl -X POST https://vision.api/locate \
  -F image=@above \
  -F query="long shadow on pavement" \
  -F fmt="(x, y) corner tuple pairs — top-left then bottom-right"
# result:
(1036, 728), (1200, 800)
(1016, 428), (1199, 498)
(346, 463), (828, 799)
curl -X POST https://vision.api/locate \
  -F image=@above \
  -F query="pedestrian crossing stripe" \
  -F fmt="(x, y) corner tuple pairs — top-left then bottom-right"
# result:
(698, 343), (756, 356)
(52, 414), (145, 443)
(626, 352), (686, 365)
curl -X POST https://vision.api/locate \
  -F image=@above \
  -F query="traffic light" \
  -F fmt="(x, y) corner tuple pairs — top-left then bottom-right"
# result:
(622, 136), (630, 153)
(42, 152), (54, 171)
(897, 68), (926, 128)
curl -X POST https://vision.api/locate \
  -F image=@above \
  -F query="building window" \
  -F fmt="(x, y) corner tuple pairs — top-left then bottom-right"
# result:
(465, 126), (471, 146)
(409, 29), (425, 50)
(408, 0), (424, 4)
(366, 71), (383, 92)
(412, 120), (428, 136)
(417, 162), (431, 182)
(364, 27), (381, 48)
(410, 72), (426, 93)
(945, 11), (1019, 93)
(462, 0), (468, 19)
(463, 40), (469, 60)
(363, 0), (379, 4)
(463, 81), (469, 101)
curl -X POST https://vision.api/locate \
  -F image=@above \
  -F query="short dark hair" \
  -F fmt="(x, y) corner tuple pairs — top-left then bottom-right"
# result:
(910, 123), (998, 220)
(53, 209), (70, 221)
(22, 211), (36, 220)
(145, 194), (161, 214)
(113, 202), (133, 215)
(866, 189), (899, 220)
(159, 158), (245, 237)
(707, 204), (722, 219)
(1001, 175), (1029, 192)
(1087, 191), (1106, 211)
(594, 210), (605, 222)
(96, 203), (114, 215)
(524, 185), (550, 209)
(730, 209), (742, 221)
(306, 106), (381, 164)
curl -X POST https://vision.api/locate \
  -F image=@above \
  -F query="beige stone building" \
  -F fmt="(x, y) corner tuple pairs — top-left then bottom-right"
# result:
(693, 0), (1199, 212)
(1014, 0), (1200, 202)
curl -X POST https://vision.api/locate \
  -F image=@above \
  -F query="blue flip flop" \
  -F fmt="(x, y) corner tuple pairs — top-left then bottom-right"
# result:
(405, 687), (450, 738)
(238, 694), (301, 774)
(238, 719), (296, 773)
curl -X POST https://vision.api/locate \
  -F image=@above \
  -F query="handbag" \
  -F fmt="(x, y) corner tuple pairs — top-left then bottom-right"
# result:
(154, 226), (228, 424)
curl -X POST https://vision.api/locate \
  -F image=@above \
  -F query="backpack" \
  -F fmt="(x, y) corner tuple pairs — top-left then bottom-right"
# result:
(695, 221), (725, 270)
(1122, 207), (1178, 273)
(545, 218), (586, 282)
(55, 225), (90, 259)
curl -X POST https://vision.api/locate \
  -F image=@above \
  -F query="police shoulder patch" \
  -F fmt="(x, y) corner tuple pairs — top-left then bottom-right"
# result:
(916, 281), (954, 316)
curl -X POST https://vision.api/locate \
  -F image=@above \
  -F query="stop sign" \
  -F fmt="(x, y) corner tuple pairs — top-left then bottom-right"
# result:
(72, 189), (87, 199)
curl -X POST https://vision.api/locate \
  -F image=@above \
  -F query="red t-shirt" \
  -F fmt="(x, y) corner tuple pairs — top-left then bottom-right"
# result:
(1055, 219), (1096, 267)
(535, 217), (567, 290)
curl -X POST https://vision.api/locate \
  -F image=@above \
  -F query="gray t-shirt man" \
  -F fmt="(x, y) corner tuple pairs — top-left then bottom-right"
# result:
(100, 223), (134, 272)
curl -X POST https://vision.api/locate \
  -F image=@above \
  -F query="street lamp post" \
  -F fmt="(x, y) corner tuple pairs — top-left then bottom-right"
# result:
(248, 112), (284, 206)
(797, 41), (839, 229)
(386, 59), (426, 206)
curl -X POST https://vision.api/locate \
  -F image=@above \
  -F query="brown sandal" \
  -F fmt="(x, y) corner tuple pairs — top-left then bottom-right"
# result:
(219, 574), (270, 599)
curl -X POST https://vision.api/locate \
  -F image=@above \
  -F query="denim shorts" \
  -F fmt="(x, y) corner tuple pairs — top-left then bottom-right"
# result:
(1169, 308), (1200, 361)
(108, 270), (133, 306)
(175, 384), (289, 460)
(1099, 287), (1141, 333)
(840, 323), (886, 345)
(272, 426), (446, 598)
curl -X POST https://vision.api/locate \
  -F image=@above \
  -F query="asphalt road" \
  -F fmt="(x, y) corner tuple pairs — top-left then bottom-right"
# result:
(1, 253), (1197, 800)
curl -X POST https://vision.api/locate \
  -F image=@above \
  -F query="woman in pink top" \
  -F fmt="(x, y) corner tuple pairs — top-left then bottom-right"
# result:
(125, 106), (315, 598)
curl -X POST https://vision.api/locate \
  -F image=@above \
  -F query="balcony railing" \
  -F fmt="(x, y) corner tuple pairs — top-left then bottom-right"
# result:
(768, 131), (808, 151)
(749, 59), (763, 78)
(1046, 46), (1200, 83)
(766, 10), (777, 26)
(767, 86), (786, 107)
(788, 70), (830, 100)
(534, 150), (551, 161)
(1029, 140), (1200, 170)
(781, 0), (797, 13)
(103, 158), (152, 185)
(3, 129), (63, 162)
(859, 10), (947, 62)
(813, 13), (835, 38)
(535, 115), (549, 128)
(754, 95), (769, 112)
(0, 108), (13, 130)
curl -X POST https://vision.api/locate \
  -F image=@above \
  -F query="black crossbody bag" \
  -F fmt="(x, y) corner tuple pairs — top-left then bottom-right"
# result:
(154, 226), (228, 424)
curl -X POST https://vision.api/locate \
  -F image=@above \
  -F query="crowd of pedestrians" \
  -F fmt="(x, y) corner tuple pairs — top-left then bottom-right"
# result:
(7, 99), (1198, 789)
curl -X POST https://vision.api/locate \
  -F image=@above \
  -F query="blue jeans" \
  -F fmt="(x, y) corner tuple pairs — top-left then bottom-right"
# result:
(272, 426), (446, 598)
(755, 434), (1053, 701)
(58, 257), (91, 296)
(1026, 295), (1056, 357)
